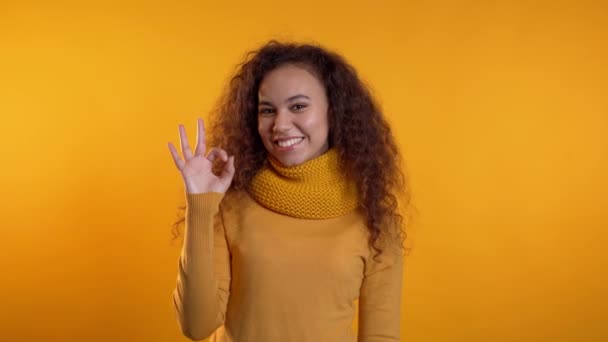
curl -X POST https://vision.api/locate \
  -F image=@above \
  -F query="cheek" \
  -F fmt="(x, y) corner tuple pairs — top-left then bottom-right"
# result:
(308, 114), (329, 135)
(257, 120), (274, 148)
(257, 120), (267, 136)
(301, 114), (326, 132)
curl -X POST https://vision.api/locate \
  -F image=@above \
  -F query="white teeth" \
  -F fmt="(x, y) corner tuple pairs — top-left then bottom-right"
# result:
(277, 137), (303, 148)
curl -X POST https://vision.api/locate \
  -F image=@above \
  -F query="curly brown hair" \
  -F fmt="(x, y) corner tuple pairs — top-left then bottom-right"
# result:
(170, 39), (415, 260)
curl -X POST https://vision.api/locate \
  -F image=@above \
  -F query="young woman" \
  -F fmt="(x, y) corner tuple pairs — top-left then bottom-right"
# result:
(168, 40), (412, 342)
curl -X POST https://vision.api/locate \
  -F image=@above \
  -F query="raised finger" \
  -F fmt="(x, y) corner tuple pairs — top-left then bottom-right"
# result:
(194, 118), (207, 157)
(179, 124), (194, 160)
(168, 142), (185, 170)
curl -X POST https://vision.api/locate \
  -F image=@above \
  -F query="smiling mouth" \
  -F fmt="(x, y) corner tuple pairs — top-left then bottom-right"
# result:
(275, 137), (304, 148)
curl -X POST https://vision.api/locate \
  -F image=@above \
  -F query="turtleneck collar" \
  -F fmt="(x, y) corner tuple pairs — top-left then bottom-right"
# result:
(246, 148), (359, 219)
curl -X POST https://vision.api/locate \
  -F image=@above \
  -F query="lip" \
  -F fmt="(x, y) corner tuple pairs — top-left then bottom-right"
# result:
(274, 137), (304, 152)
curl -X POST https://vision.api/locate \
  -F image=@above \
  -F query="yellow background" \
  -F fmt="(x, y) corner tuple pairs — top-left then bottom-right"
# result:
(1, 0), (606, 341)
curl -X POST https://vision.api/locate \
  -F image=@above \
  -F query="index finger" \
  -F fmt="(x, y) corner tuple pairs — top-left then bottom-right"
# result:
(194, 117), (207, 156)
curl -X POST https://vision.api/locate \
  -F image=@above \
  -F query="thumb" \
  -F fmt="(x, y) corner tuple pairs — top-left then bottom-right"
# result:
(220, 155), (235, 182)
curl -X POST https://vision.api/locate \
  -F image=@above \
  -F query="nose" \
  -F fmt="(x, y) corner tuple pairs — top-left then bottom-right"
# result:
(272, 109), (292, 133)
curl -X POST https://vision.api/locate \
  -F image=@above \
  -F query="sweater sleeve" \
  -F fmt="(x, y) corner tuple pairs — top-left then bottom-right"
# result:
(172, 192), (232, 341)
(358, 243), (404, 342)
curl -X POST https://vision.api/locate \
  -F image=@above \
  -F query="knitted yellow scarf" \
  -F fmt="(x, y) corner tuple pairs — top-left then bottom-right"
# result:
(247, 148), (359, 219)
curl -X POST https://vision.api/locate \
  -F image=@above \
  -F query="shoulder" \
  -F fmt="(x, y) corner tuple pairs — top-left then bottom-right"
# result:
(362, 227), (405, 276)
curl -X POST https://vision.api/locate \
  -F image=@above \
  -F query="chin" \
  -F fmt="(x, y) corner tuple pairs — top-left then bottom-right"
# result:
(277, 156), (304, 167)
(269, 151), (309, 167)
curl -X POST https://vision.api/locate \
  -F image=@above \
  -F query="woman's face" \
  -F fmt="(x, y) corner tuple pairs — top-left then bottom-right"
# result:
(257, 63), (330, 167)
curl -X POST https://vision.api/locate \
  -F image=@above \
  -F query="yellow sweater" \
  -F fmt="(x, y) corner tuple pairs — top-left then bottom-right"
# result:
(172, 151), (404, 341)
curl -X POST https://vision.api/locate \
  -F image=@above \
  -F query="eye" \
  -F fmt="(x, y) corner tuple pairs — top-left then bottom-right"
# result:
(292, 104), (307, 111)
(259, 108), (274, 115)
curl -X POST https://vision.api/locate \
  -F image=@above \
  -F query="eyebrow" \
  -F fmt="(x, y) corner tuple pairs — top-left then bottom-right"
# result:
(258, 94), (310, 106)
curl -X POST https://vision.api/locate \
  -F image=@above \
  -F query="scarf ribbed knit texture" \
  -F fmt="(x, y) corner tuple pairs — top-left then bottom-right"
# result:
(247, 148), (359, 219)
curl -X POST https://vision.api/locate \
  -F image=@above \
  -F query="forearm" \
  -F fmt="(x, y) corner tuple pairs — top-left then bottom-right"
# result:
(172, 192), (225, 340)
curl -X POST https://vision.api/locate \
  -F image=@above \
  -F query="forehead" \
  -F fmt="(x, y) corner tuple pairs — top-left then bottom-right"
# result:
(258, 64), (324, 100)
